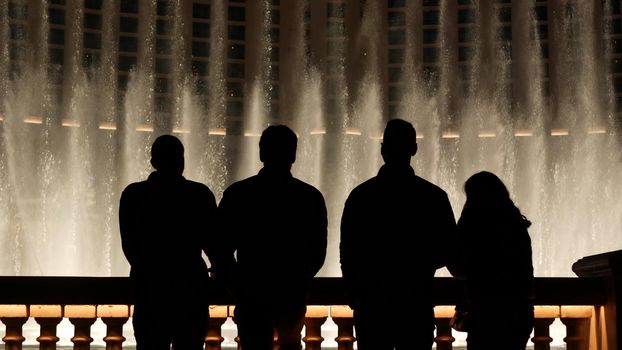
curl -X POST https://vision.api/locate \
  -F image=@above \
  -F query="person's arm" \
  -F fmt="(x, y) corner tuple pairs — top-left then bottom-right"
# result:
(208, 188), (238, 285)
(340, 193), (361, 309)
(436, 193), (462, 275)
(119, 187), (138, 267)
(307, 191), (328, 278)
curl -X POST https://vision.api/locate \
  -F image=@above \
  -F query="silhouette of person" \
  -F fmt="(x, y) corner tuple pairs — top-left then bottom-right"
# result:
(119, 134), (217, 350)
(452, 171), (534, 350)
(215, 125), (327, 350)
(340, 118), (457, 350)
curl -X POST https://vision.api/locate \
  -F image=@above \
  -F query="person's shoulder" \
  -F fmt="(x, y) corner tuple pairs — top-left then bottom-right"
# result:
(184, 179), (216, 199)
(413, 176), (449, 198)
(292, 177), (325, 200)
(121, 180), (148, 197)
(222, 175), (258, 197)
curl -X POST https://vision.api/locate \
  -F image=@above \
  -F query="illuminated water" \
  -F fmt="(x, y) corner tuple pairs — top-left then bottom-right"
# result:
(0, 0), (620, 282)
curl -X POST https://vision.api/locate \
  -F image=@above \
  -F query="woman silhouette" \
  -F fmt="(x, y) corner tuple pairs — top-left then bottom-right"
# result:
(455, 171), (534, 350)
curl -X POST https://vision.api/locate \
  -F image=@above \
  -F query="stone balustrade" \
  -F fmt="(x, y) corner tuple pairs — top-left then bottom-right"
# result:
(0, 275), (612, 349)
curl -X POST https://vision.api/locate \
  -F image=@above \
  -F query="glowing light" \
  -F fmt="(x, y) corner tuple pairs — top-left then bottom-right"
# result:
(24, 116), (43, 124)
(306, 306), (329, 318)
(551, 128), (569, 136)
(369, 134), (383, 140)
(172, 127), (190, 134)
(64, 305), (97, 318)
(416, 134), (424, 139)
(244, 131), (262, 137)
(588, 127), (607, 135)
(209, 305), (229, 318)
(208, 128), (227, 136)
(99, 122), (117, 130)
(345, 128), (362, 136)
(561, 305), (593, 318)
(442, 131), (460, 139)
(97, 305), (130, 318)
(136, 125), (154, 133)
(478, 130), (496, 138)
(62, 119), (80, 128)
(30, 305), (62, 317)
(0, 115), (4, 121)
(514, 129), (533, 137)
(330, 305), (353, 318)
(310, 129), (326, 135)
(534, 305), (560, 318)
(434, 305), (456, 318)
(0, 305), (28, 317)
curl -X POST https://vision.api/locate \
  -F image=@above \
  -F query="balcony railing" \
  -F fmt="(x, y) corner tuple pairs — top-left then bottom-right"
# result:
(0, 274), (612, 350)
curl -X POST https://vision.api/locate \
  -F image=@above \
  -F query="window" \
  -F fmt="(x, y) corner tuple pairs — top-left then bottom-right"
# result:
(118, 55), (137, 71)
(155, 77), (170, 93)
(423, 0), (440, 5)
(119, 36), (138, 52)
(157, 20), (174, 35)
(498, 7), (511, 22)
(458, 9), (475, 24)
(387, 12), (405, 26)
(270, 65), (279, 81)
(156, 39), (171, 55)
(85, 0), (102, 10)
(388, 30), (405, 45)
(227, 101), (244, 116)
(10, 24), (27, 41)
(423, 47), (438, 63)
(193, 3), (210, 19)
(83, 52), (100, 68)
(388, 48), (404, 64)
(388, 85), (401, 101)
(534, 6), (547, 21)
(228, 44), (245, 60)
(388, 67), (401, 82)
(194, 79), (208, 94)
(120, 0), (138, 13)
(155, 97), (172, 112)
(422, 65), (438, 82)
(228, 25), (245, 41)
(227, 63), (245, 78)
(423, 29), (438, 43)
(388, 0), (406, 8)
(227, 82), (244, 98)
(610, 19), (622, 34)
(458, 46), (472, 61)
(423, 10), (439, 25)
(49, 28), (64, 45)
(500, 26), (511, 41)
(537, 24), (548, 40)
(84, 32), (101, 49)
(48, 8), (65, 25)
(118, 74), (129, 90)
(459, 28), (473, 42)
(155, 58), (171, 74)
(49, 48), (64, 65)
(270, 28), (279, 43)
(193, 22), (209, 37)
(192, 41), (209, 57)
(192, 60), (208, 76)
(327, 3), (345, 18)
(228, 6), (245, 22)
(157, 1), (174, 16)
(120, 17), (138, 33)
(327, 22), (345, 37)
(84, 13), (102, 30)
(611, 59), (622, 74)
(271, 10), (280, 24)
(8, 3), (28, 20)
(271, 47), (279, 62)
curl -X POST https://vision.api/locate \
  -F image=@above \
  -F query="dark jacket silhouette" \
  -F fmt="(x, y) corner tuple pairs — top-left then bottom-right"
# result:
(215, 125), (327, 350)
(119, 135), (217, 350)
(340, 119), (457, 350)
(452, 171), (534, 350)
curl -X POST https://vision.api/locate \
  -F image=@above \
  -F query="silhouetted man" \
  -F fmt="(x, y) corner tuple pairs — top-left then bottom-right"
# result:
(215, 125), (327, 350)
(340, 119), (457, 350)
(119, 135), (217, 350)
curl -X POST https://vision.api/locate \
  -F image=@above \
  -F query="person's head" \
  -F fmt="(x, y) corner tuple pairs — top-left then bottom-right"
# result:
(150, 134), (184, 174)
(259, 125), (297, 168)
(381, 118), (418, 165)
(463, 171), (531, 227)
(464, 171), (510, 206)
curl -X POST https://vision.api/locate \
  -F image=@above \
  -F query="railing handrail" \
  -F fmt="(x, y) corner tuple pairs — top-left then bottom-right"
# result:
(0, 276), (608, 306)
